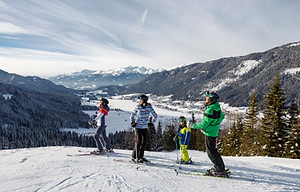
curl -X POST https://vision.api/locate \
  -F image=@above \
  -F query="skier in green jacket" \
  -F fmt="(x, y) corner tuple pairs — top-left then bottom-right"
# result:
(193, 91), (228, 177)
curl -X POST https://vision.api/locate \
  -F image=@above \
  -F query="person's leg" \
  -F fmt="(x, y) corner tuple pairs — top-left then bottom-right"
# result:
(132, 128), (142, 159)
(139, 129), (148, 158)
(181, 145), (189, 162)
(94, 126), (104, 151)
(205, 136), (225, 172)
(101, 126), (111, 150)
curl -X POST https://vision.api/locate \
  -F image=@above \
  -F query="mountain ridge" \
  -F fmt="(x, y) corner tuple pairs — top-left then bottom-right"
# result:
(48, 66), (163, 90)
(109, 41), (300, 106)
(0, 69), (73, 96)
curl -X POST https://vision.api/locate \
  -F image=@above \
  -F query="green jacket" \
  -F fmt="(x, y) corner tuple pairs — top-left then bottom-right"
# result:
(193, 102), (225, 137)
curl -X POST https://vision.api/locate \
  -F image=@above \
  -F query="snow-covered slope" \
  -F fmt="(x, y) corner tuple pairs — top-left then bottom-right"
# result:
(1, 147), (299, 192)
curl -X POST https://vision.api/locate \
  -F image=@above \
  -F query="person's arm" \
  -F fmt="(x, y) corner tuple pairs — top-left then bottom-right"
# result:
(94, 111), (104, 121)
(130, 106), (139, 123)
(193, 115), (212, 131)
(149, 106), (158, 123)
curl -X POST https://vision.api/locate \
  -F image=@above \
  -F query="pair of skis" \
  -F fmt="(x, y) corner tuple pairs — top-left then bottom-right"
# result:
(67, 150), (115, 157)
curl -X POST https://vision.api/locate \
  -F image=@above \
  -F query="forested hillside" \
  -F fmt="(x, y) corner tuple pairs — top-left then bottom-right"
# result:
(121, 42), (300, 107)
(0, 83), (91, 149)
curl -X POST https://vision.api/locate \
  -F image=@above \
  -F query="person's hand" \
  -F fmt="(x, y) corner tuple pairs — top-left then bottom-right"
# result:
(187, 121), (193, 128)
(131, 122), (137, 127)
(88, 120), (96, 125)
(148, 122), (154, 127)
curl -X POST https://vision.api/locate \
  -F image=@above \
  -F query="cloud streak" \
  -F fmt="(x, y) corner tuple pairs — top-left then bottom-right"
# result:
(0, 0), (300, 77)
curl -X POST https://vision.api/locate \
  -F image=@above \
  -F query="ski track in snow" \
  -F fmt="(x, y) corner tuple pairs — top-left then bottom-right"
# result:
(0, 147), (299, 192)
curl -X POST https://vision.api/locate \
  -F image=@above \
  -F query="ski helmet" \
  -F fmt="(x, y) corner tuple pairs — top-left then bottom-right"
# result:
(138, 94), (148, 102)
(100, 97), (109, 105)
(179, 116), (186, 122)
(206, 91), (219, 100)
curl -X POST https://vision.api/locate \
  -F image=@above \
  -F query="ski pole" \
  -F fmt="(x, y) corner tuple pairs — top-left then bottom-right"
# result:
(174, 138), (179, 175)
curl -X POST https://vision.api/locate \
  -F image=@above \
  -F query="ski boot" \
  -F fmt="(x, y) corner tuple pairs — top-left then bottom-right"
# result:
(90, 150), (106, 155)
(177, 158), (193, 164)
(131, 157), (143, 163)
(106, 149), (115, 153)
(182, 158), (193, 164)
(137, 158), (144, 163)
(205, 168), (230, 178)
(141, 157), (150, 163)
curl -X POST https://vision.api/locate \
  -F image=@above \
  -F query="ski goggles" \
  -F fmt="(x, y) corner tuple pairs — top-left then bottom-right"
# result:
(206, 91), (212, 97)
(179, 118), (186, 122)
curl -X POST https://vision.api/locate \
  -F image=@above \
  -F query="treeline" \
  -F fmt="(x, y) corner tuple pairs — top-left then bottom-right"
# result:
(219, 74), (300, 158)
(0, 125), (95, 149)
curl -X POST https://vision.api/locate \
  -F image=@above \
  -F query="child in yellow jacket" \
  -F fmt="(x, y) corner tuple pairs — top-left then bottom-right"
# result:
(174, 116), (192, 164)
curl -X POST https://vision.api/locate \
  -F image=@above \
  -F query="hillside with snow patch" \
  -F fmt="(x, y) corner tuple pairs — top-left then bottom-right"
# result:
(120, 41), (300, 107)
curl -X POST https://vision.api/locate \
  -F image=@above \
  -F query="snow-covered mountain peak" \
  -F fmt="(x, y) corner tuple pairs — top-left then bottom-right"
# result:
(48, 66), (163, 90)
(93, 66), (162, 76)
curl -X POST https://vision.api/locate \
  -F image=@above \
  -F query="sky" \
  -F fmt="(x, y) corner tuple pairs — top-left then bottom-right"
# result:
(0, 0), (300, 78)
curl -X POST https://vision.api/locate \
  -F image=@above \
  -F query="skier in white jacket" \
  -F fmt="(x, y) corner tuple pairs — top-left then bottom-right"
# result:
(130, 95), (157, 163)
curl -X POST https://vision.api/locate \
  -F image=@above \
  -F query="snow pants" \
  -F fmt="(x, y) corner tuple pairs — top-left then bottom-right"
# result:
(205, 136), (225, 172)
(94, 125), (111, 151)
(180, 145), (189, 162)
(132, 128), (148, 159)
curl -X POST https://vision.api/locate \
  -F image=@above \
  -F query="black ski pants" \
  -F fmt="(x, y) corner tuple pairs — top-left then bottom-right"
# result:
(205, 135), (225, 172)
(132, 128), (148, 159)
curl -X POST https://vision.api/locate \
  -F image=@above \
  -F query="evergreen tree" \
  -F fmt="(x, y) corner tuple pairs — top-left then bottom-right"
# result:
(241, 91), (260, 156)
(146, 121), (156, 151)
(156, 121), (164, 151)
(260, 73), (287, 157)
(162, 125), (176, 151)
(188, 112), (205, 151)
(221, 117), (244, 156)
(285, 100), (300, 158)
(189, 129), (205, 151)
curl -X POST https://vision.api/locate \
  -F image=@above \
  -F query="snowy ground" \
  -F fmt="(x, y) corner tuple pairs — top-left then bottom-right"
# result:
(1, 147), (299, 192)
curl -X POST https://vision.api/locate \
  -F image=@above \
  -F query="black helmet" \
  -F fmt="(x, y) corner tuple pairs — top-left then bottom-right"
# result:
(206, 91), (219, 100)
(179, 116), (186, 122)
(100, 97), (109, 105)
(138, 94), (148, 102)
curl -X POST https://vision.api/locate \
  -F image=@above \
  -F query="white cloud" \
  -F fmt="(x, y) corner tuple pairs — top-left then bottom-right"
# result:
(0, 0), (300, 77)
(0, 22), (30, 34)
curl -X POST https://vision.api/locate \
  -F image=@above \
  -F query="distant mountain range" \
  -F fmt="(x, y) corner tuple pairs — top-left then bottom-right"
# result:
(48, 66), (163, 90)
(0, 69), (72, 96)
(1, 41), (299, 107)
(101, 42), (300, 107)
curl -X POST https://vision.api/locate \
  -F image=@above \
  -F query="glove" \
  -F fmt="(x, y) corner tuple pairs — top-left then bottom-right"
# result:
(187, 121), (193, 128)
(131, 122), (137, 127)
(173, 136), (177, 141)
(148, 122), (154, 127)
(88, 120), (96, 126)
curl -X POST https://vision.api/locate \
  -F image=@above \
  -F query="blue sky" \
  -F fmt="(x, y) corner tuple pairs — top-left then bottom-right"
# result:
(0, 0), (300, 77)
